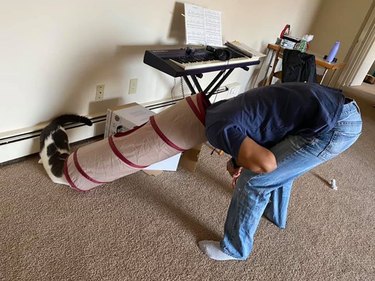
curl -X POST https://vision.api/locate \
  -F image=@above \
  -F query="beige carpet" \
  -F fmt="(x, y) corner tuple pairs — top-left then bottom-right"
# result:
(1, 90), (374, 281)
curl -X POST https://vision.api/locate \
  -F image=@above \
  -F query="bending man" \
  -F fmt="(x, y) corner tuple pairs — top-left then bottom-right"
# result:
(199, 82), (362, 261)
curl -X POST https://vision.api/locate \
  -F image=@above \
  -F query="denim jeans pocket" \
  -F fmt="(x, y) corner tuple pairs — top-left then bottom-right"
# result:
(318, 121), (362, 161)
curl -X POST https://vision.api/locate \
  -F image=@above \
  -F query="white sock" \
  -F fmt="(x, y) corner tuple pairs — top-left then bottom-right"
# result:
(198, 240), (240, 261)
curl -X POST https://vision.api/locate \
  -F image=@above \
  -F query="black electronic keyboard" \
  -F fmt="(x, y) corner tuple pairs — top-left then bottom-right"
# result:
(143, 47), (260, 77)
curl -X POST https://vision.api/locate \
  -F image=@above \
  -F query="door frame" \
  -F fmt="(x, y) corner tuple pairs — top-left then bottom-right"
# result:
(336, 1), (375, 87)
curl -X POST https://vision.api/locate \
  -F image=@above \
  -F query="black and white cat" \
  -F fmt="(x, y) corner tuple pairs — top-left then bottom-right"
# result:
(39, 114), (92, 185)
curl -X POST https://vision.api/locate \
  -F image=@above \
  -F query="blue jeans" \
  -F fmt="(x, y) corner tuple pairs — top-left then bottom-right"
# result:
(221, 100), (362, 260)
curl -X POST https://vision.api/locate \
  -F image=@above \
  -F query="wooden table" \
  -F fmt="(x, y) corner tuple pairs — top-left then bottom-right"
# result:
(263, 43), (346, 85)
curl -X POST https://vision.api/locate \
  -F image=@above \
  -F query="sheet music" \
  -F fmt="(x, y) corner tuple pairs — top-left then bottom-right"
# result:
(184, 3), (223, 47)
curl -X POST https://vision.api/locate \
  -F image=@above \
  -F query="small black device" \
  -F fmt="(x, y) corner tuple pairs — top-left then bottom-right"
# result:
(185, 47), (196, 55)
(206, 45), (232, 61)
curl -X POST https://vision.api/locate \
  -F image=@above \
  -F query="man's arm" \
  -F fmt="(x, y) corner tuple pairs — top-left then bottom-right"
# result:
(236, 136), (277, 174)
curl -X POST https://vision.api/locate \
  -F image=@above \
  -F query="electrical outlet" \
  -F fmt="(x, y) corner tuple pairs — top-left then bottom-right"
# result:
(95, 84), (105, 101)
(129, 78), (137, 95)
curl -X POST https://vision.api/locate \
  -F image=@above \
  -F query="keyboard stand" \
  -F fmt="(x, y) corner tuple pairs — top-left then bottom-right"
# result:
(184, 65), (252, 98)
(143, 48), (259, 98)
(172, 66), (252, 98)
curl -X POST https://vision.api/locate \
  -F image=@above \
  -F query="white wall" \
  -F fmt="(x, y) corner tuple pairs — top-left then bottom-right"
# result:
(308, 0), (373, 86)
(309, 0), (372, 60)
(0, 0), (322, 134)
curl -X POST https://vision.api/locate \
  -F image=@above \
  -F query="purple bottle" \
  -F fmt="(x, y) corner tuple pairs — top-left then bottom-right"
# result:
(326, 41), (340, 63)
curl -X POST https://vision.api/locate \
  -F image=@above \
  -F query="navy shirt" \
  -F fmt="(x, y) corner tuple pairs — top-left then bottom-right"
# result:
(205, 82), (345, 159)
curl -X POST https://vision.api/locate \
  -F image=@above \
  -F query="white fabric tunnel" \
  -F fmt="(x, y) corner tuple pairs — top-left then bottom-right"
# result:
(64, 93), (210, 191)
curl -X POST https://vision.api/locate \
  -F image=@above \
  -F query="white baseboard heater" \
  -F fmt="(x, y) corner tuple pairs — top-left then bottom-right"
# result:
(0, 98), (182, 164)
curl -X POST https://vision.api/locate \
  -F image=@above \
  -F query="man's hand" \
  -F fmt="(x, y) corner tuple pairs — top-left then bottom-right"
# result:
(226, 159), (241, 177)
(227, 159), (242, 188)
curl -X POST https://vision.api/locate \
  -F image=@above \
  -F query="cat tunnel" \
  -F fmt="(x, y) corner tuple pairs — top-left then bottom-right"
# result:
(63, 93), (210, 192)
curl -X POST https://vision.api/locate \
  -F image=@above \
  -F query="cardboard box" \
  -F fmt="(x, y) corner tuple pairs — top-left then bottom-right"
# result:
(105, 103), (181, 171)
(104, 103), (153, 138)
(178, 144), (203, 172)
(280, 35), (301, 50)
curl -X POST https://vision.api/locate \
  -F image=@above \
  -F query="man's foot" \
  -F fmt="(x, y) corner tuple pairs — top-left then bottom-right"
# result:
(198, 240), (240, 261)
